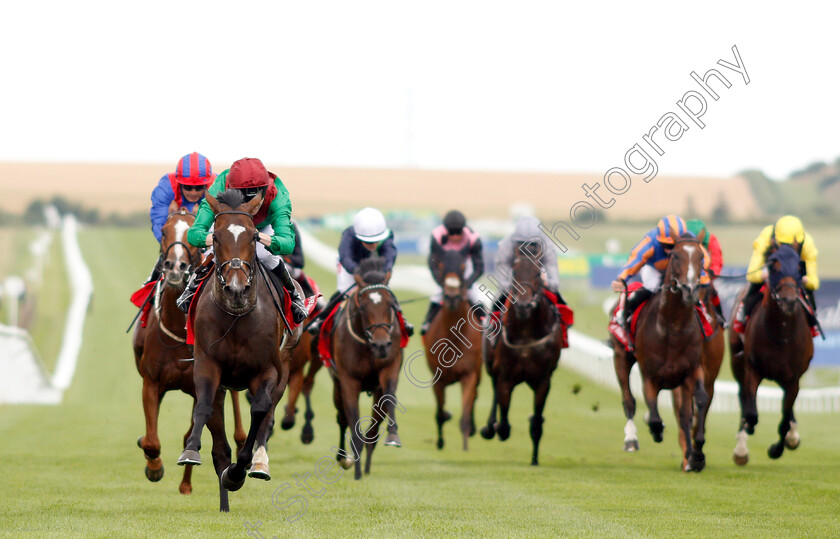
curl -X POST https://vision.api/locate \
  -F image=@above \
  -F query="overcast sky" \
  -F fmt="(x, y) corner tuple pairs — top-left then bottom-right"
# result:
(1, 1), (837, 179)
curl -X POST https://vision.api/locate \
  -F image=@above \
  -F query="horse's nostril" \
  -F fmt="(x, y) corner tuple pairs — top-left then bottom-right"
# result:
(223, 285), (231, 293)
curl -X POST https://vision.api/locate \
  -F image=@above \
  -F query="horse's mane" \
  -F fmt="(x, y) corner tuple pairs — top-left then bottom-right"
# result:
(356, 257), (388, 284)
(216, 189), (246, 209)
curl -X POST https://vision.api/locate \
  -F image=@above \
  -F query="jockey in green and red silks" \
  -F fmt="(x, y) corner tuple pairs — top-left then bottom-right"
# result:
(179, 157), (307, 324)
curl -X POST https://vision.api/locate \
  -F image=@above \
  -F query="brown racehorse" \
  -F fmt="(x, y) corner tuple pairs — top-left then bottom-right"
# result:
(730, 244), (814, 465)
(480, 242), (562, 466)
(423, 248), (482, 450)
(280, 304), (323, 444)
(611, 234), (709, 472)
(176, 190), (305, 512)
(132, 208), (246, 494)
(330, 257), (404, 480)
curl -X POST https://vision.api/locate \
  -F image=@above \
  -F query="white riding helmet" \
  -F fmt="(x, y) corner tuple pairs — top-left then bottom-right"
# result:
(353, 207), (390, 243)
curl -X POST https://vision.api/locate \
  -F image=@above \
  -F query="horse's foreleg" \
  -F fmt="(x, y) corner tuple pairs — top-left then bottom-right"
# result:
(642, 378), (664, 443)
(206, 389), (231, 512)
(179, 401), (196, 495)
(139, 378), (164, 481)
(672, 387), (688, 464)
(379, 368), (402, 448)
(333, 380), (353, 469)
(340, 378), (364, 480)
(479, 381), (498, 440)
(249, 379), (287, 482)
(769, 382), (800, 459)
(364, 387), (384, 476)
(689, 374), (709, 472)
(676, 380), (695, 472)
(529, 379), (551, 466)
(179, 359), (221, 466)
(495, 381), (513, 442)
(281, 366), (304, 431)
(460, 372), (478, 451)
(614, 349), (638, 452)
(433, 381), (449, 450)
(739, 361), (761, 435)
(230, 390), (247, 453)
(300, 359), (321, 444)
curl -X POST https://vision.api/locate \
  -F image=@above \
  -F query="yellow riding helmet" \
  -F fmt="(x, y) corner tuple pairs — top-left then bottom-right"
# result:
(774, 215), (805, 245)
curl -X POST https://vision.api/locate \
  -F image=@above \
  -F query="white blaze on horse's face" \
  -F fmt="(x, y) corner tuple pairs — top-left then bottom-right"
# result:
(173, 219), (190, 260)
(683, 245), (697, 284)
(445, 276), (461, 288)
(369, 291), (383, 305)
(227, 224), (247, 243)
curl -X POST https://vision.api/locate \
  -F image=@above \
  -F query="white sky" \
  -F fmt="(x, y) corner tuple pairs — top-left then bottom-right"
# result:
(0, 1), (837, 179)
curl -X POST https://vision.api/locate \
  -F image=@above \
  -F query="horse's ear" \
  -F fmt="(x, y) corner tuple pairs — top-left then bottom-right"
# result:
(354, 272), (366, 288)
(168, 200), (179, 213)
(695, 228), (706, 244)
(205, 192), (220, 213)
(244, 193), (263, 216)
(384, 271), (392, 285)
(669, 226), (679, 244)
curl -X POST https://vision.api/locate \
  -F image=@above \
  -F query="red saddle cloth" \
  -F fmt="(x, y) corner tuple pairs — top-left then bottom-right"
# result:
(129, 279), (159, 328)
(608, 283), (714, 352)
(317, 302), (410, 368)
(488, 289), (574, 349)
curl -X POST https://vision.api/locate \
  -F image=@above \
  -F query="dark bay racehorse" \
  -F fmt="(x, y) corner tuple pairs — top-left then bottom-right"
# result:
(330, 258), (404, 480)
(423, 248), (482, 450)
(176, 190), (305, 512)
(730, 244), (813, 465)
(280, 308), (323, 444)
(611, 234), (710, 472)
(480, 242), (562, 465)
(132, 208), (246, 494)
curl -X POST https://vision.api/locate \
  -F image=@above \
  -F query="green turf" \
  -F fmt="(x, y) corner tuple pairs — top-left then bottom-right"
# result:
(2, 227), (840, 537)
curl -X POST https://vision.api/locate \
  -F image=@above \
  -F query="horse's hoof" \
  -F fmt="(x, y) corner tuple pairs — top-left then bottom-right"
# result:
(733, 452), (749, 466)
(496, 423), (511, 441)
(144, 462), (164, 482)
(624, 440), (639, 452)
(384, 433), (402, 447)
(179, 482), (192, 495)
(436, 439), (444, 450)
(768, 443), (784, 460)
(784, 433), (800, 450)
(649, 423), (664, 443)
(688, 453), (706, 472)
(177, 449), (201, 466)
(438, 411), (452, 423)
(339, 458), (354, 470)
(469, 422), (477, 437)
(531, 458), (539, 466)
(480, 425), (496, 440)
(280, 417), (295, 431)
(301, 424), (314, 445)
(221, 465), (246, 491)
(248, 463), (271, 481)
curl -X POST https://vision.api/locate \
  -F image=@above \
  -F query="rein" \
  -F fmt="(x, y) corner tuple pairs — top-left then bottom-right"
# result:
(347, 284), (398, 346)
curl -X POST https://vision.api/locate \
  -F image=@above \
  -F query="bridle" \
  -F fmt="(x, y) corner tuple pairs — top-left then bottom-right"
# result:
(348, 283), (397, 346)
(212, 210), (259, 289)
(160, 211), (199, 276)
(665, 238), (702, 297)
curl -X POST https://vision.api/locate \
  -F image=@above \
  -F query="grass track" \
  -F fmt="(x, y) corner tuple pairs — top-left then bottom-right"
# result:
(1, 227), (840, 537)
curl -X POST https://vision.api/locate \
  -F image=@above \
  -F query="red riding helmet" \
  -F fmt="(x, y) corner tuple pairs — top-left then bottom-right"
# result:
(175, 152), (215, 186)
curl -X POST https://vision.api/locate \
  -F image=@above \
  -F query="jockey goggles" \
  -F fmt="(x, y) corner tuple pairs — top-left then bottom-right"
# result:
(238, 186), (266, 202)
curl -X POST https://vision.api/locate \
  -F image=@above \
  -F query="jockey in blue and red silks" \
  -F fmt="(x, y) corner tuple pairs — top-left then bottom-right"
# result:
(144, 152), (216, 283)
(420, 210), (485, 335)
(610, 215), (711, 334)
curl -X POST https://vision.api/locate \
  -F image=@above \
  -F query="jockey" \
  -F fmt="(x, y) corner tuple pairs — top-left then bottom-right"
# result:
(177, 157), (308, 324)
(494, 216), (565, 305)
(306, 207), (414, 336)
(686, 218), (726, 323)
(420, 210), (485, 335)
(144, 152), (215, 283)
(732, 215), (819, 333)
(610, 215), (710, 329)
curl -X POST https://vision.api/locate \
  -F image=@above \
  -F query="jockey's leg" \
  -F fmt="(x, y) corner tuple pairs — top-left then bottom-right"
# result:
(421, 288), (443, 336)
(144, 255), (163, 285)
(177, 253), (214, 313)
(257, 225), (307, 324)
(734, 281), (763, 332)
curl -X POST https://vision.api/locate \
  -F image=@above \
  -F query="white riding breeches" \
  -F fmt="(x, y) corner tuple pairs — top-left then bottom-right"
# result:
(640, 264), (662, 291)
(206, 224), (281, 270)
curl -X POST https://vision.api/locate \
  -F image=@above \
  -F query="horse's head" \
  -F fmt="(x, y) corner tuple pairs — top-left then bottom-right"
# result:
(159, 208), (198, 288)
(664, 233), (704, 305)
(435, 248), (469, 311)
(510, 241), (543, 318)
(353, 257), (396, 359)
(767, 244), (802, 316)
(206, 190), (262, 312)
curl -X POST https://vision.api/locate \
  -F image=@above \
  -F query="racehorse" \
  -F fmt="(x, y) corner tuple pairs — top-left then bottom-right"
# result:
(175, 190), (305, 511)
(730, 244), (814, 465)
(480, 242), (563, 466)
(280, 295), (323, 444)
(611, 233), (710, 472)
(423, 248), (482, 450)
(330, 257), (404, 480)
(132, 208), (246, 494)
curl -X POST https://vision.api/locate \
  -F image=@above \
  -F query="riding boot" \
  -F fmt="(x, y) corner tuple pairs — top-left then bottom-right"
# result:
(420, 302), (442, 336)
(733, 282), (762, 332)
(270, 263), (308, 324)
(393, 299), (415, 337)
(306, 290), (344, 335)
(804, 288), (818, 327)
(177, 257), (212, 314)
(622, 288), (653, 349)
